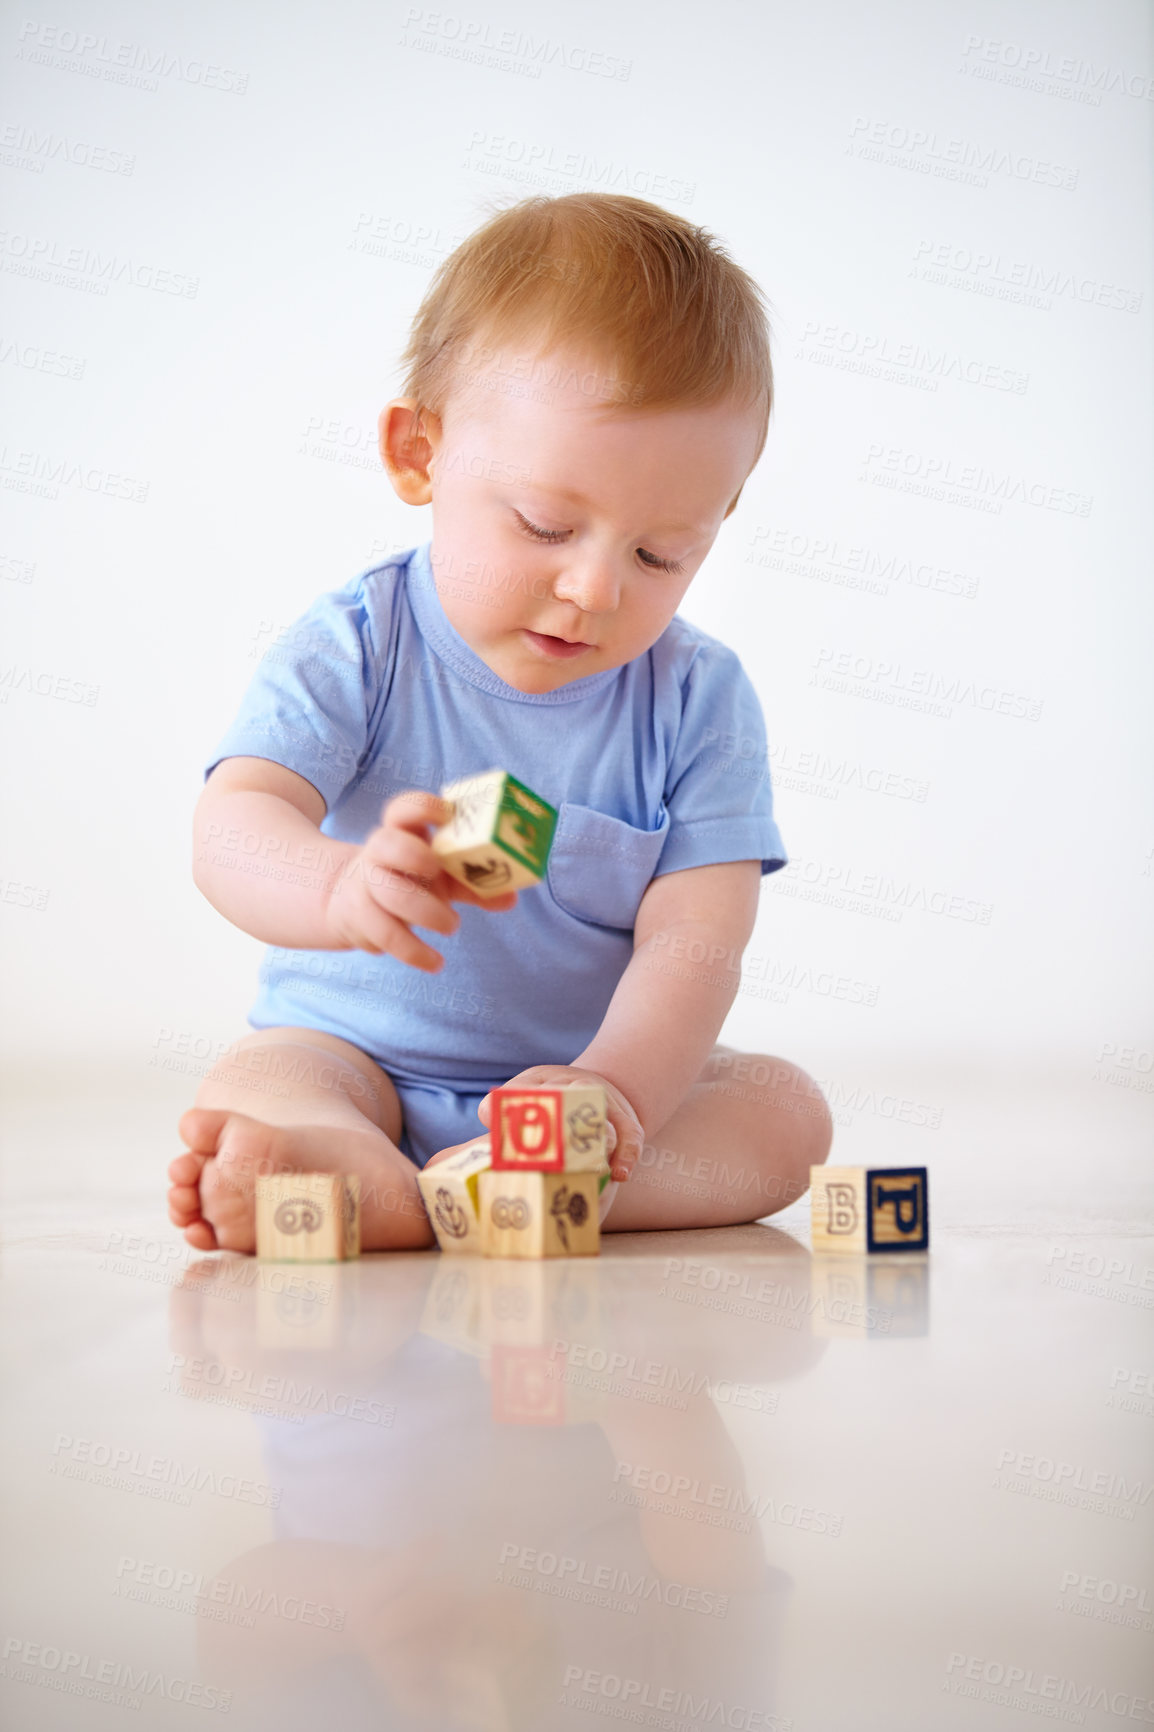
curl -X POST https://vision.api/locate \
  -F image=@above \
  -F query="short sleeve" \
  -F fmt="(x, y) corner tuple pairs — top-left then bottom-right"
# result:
(203, 576), (384, 813)
(655, 640), (787, 878)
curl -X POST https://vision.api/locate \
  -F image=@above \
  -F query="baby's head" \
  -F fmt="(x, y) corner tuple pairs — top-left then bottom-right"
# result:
(380, 193), (773, 694)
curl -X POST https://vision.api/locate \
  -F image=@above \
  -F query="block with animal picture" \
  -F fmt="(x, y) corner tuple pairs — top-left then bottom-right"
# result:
(489, 1082), (608, 1172)
(416, 1138), (492, 1253)
(478, 1169), (603, 1259)
(431, 768), (558, 898)
(809, 1165), (929, 1254)
(255, 1172), (361, 1262)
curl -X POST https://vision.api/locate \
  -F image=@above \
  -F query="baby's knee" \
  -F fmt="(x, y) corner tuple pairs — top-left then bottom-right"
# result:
(720, 1051), (833, 1174)
(714, 1050), (829, 1120)
(777, 1061), (834, 1169)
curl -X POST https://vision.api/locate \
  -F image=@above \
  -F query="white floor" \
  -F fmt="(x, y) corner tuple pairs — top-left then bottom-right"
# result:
(1, 1058), (1151, 1731)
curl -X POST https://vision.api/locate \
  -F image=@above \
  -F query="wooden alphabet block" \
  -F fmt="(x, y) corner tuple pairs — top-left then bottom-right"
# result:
(809, 1165), (929, 1254)
(479, 1169), (601, 1259)
(416, 1138), (491, 1253)
(255, 1172), (361, 1262)
(431, 768), (558, 898)
(490, 1083), (608, 1173)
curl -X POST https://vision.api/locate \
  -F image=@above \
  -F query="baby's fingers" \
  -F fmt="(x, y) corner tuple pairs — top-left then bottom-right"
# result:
(380, 791), (524, 912)
(360, 829), (461, 937)
(348, 894), (450, 971)
(605, 1108), (643, 1183)
(381, 789), (455, 835)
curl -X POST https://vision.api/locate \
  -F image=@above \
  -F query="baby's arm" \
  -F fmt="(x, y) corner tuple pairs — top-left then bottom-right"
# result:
(570, 860), (762, 1140)
(194, 756), (356, 947)
(193, 755), (514, 963)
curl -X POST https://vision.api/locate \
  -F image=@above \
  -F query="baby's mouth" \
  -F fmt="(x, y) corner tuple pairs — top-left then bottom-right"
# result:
(522, 629), (594, 660)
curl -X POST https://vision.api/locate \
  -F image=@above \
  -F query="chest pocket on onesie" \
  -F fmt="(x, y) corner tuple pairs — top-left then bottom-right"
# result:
(546, 802), (671, 932)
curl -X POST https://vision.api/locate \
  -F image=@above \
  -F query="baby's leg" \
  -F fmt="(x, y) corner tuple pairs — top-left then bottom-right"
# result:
(603, 1045), (833, 1232)
(166, 1027), (434, 1254)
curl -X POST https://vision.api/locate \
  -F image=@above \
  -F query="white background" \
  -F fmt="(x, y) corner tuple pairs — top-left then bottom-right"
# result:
(1, 0), (1151, 1124)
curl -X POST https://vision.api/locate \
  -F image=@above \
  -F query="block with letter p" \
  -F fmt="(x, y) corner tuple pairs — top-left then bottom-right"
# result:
(809, 1165), (929, 1254)
(490, 1083), (608, 1173)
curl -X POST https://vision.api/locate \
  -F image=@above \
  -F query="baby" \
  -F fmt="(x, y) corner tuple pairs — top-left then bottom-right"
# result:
(167, 192), (833, 1254)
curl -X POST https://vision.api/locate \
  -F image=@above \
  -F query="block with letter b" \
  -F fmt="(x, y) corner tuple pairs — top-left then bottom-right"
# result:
(431, 768), (558, 898)
(490, 1083), (608, 1173)
(809, 1165), (929, 1254)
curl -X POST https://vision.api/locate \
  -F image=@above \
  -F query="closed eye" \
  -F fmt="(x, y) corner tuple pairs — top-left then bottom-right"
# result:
(637, 548), (685, 574)
(514, 510), (567, 545)
(513, 510), (685, 575)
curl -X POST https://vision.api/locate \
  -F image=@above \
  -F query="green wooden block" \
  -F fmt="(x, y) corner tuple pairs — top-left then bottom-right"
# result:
(432, 769), (558, 897)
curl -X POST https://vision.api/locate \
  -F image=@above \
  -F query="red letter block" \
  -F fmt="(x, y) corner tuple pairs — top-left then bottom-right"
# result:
(491, 1089), (564, 1171)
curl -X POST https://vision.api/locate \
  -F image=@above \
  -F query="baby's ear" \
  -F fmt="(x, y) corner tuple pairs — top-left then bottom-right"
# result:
(378, 401), (441, 505)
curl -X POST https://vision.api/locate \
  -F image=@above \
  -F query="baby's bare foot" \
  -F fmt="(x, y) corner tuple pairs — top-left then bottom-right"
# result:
(421, 1134), (490, 1171)
(167, 1109), (434, 1253)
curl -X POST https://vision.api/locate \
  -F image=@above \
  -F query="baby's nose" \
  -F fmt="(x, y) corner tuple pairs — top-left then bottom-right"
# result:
(554, 558), (620, 613)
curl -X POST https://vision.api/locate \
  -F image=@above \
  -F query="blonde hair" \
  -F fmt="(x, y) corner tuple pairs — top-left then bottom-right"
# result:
(396, 192), (774, 472)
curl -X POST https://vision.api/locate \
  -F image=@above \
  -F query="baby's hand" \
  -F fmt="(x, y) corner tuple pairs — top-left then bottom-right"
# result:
(476, 1065), (643, 1184)
(323, 789), (517, 970)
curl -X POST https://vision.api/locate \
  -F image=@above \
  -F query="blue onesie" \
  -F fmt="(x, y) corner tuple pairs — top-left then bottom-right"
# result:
(203, 539), (786, 1166)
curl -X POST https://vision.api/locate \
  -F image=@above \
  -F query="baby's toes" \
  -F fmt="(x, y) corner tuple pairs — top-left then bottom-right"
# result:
(168, 1149), (206, 1187)
(167, 1183), (195, 1223)
(168, 1148), (209, 1233)
(201, 1193), (256, 1255)
(168, 1182), (203, 1227)
(178, 1106), (233, 1152)
(199, 1156), (261, 1254)
(423, 1135), (488, 1171)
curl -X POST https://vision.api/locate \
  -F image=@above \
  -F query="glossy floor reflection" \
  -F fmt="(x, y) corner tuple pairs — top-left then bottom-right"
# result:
(1, 1064), (1151, 1730)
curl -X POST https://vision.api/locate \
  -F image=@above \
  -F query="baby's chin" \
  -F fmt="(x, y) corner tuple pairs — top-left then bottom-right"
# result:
(477, 633), (607, 693)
